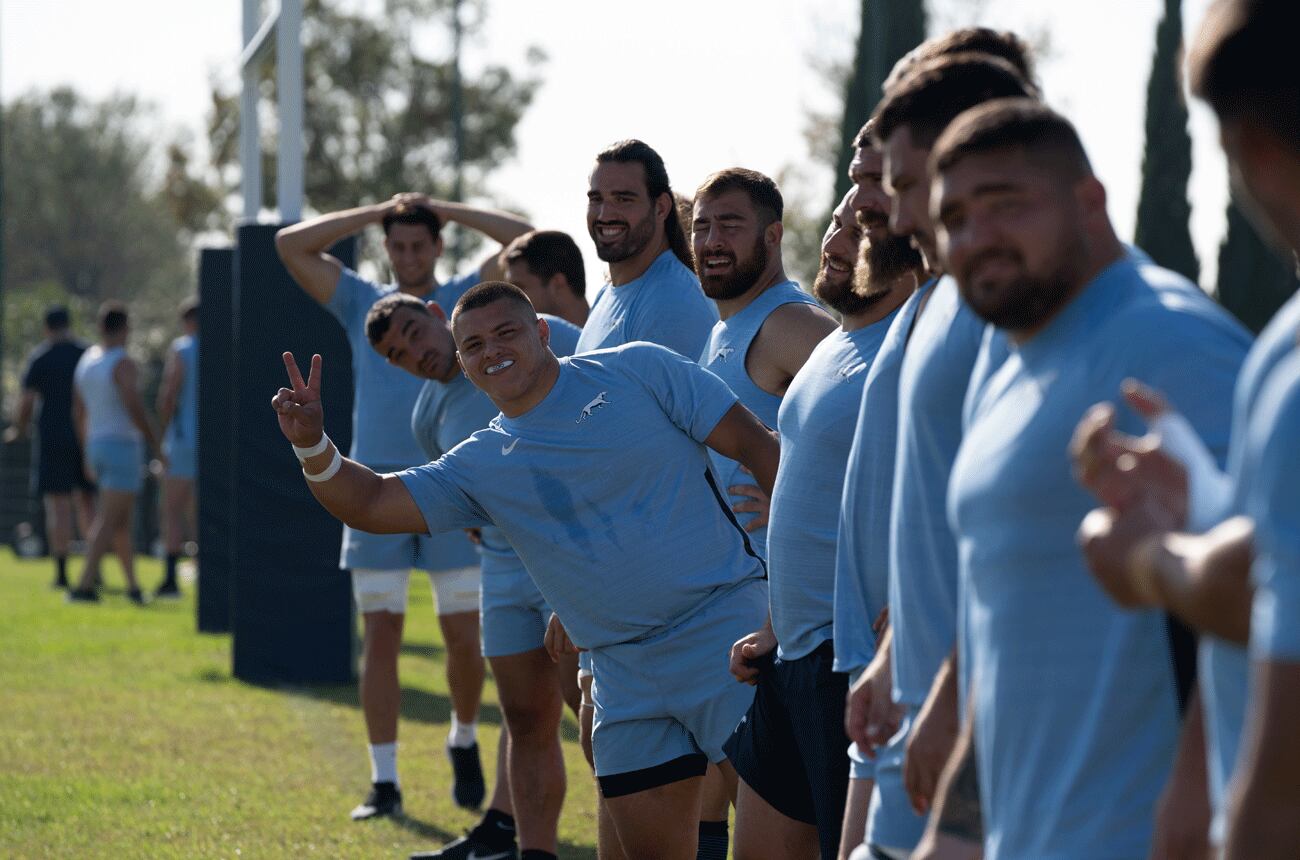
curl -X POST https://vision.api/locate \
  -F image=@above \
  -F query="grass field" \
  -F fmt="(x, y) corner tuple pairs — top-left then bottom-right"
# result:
(0, 549), (600, 859)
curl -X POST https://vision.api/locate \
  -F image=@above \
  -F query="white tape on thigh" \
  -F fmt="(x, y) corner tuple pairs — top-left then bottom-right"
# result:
(428, 565), (482, 615)
(1151, 411), (1234, 531)
(352, 568), (410, 614)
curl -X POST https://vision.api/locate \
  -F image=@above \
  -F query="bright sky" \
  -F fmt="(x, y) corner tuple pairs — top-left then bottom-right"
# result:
(2, 0), (1229, 293)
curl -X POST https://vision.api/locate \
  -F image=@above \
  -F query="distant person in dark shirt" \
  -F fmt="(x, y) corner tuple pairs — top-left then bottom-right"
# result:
(4, 306), (96, 588)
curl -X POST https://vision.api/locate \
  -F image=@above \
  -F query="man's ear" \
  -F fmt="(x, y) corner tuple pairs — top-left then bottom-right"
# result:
(765, 220), (785, 249)
(655, 191), (672, 225)
(1075, 176), (1108, 226)
(546, 273), (569, 295)
(537, 315), (552, 349)
(433, 232), (445, 258)
(426, 301), (447, 322)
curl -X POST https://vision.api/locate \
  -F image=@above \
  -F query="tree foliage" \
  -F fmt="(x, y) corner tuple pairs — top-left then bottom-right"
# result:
(1, 89), (192, 393)
(205, 0), (543, 270)
(1134, 0), (1199, 283)
(1216, 197), (1299, 334)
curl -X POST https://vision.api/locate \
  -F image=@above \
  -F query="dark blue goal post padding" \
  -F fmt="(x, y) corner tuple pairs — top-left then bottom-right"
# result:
(228, 224), (358, 684)
(197, 246), (234, 633)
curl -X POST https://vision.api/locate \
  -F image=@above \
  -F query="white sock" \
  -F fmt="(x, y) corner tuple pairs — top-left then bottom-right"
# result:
(447, 716), (477, 749)
(369, 742), (399, 786)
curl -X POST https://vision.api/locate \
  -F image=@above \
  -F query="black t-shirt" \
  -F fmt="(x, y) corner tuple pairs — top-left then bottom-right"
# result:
(22, 339), (87, 445)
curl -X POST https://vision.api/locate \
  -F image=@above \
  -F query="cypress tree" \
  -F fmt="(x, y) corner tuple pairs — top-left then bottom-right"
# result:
(831, 0), (927, 208)
(1216, 196), (1300, 334)
(1134, 0), (1200, 283)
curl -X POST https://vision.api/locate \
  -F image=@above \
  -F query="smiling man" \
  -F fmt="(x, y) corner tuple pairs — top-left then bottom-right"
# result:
(275, 193), (533, 821)
(273, 281), (779, 860)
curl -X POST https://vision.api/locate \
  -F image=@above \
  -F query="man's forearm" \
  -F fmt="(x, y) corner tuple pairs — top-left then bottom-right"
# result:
(929, 712), (982, 845)
(277, 204), (383, 253)
(437, 201), (532, 247)
(1142, 518), (1253, 644)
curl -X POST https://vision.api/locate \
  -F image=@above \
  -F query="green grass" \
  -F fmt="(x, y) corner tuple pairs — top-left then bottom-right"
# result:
(0, 549), (599, 858)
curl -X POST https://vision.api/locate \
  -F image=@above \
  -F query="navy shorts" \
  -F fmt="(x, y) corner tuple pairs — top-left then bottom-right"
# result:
(726, 639), (851, 859)
(33, 439), (94, 495)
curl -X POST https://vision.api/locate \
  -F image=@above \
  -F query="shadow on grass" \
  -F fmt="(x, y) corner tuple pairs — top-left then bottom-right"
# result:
(268, 682), (504, 727)
(400, 641), (445, 660)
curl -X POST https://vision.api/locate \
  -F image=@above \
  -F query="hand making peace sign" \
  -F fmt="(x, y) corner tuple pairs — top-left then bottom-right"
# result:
(272, 351), (325, 448)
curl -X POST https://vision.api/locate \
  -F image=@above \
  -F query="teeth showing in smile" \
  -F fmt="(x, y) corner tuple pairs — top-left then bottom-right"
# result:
(598, 226), (625, 238)
(825, 257), (852, 273)
(705, 256), (731, 269)
(486, 359), (515, 375)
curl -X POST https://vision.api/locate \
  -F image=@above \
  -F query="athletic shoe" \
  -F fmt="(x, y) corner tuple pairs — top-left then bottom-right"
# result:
(65, 588), (100, 603)
(408, 832), (518, 859)
(52, 576), (69, 590)
(127, 588), (146, 606)
(351, 781), (402, 820)
(448, 743), (486, 809)
(153, 581), (182, 600)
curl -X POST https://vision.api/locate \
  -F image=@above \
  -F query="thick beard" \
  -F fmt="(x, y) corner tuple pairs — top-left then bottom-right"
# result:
(591, 209), (656, 263)
(958, 245), (1085, 331)
(847, 234), (920, 308)
(815, 263), (877, 316)
(698, 236), (768, 301)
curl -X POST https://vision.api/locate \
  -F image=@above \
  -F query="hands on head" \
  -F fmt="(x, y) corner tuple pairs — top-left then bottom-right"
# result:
(272, 352), (325, 448)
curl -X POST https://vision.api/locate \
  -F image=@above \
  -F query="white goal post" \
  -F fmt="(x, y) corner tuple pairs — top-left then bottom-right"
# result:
(239, 0), (303, 222)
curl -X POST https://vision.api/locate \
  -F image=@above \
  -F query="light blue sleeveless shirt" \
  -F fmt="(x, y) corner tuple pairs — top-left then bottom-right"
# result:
(700, 280), (821, 553)
(768, 307), (900, 661)
(168, 334), (199, 447)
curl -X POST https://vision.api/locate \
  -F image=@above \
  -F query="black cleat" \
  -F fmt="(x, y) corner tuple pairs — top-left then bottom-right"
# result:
(52, 576), (69, 590)
(65, 588), (100, 604)
(351, 780), (402, 820)
(126, 588), (146, 606)
(447, 743), (486, 809)
(409, 832), (518, 860)
(153, 581), (181, 600)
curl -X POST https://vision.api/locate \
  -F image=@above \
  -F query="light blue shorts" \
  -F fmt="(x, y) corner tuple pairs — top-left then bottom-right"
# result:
(866, 704), (927, 853)
(87, 437), (144, 492)
(340, 523), (478, 573)
(164, 436), (196, 480)
(480, 551), (551, 658)
(589, 578), (767, 779)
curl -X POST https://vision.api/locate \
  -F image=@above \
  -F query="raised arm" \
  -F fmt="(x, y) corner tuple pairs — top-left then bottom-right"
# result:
(275, 203), (395, 305)
(155, 347), (183, 438)
(428, 198), (533, 282)
(112, 357), (161, 459)
(272, 351), (427, 534)
(703, 402), (780, 495)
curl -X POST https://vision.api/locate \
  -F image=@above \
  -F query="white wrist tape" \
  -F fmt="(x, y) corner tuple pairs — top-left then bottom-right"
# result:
(1151, 411), (1233, 531)
(303, 446), (343, 483)
(292, 434), (331, 462)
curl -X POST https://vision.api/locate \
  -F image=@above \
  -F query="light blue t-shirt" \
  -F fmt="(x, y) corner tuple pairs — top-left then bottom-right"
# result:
(1247, 348), (1300, 662)
(396, 342), (765, 651)
(410, 315), (583, 574)
(833, 280), (936, 674)
(576, 250), (716, 358)
(1199, 290), (1300, 838)
(326, 267), (477, 470)
(951, 257), (1247, 859)
(889, 276), (989, 705)
(168, 334), (200, 447)
(768, 309), (900, 661)
(701, 281), (821, 552)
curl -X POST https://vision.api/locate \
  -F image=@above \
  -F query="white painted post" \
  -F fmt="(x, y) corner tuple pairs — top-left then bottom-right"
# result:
(276, 0), (304, 222)
(240, 0), (262, 221)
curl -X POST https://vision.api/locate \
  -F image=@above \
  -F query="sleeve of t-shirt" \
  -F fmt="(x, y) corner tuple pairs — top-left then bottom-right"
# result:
(623, 342), (738, 442)
(394, 448), (493, 536)
(20, 351), (43, 392)
(325, 267), (383, 329)
(1246, 356), (1300, 661)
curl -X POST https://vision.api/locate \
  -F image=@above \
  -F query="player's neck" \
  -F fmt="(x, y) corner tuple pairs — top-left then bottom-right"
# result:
(494, 355), (562, 419)
(608, 236), (669, 287)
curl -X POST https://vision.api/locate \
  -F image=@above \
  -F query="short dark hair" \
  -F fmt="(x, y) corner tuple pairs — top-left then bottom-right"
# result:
(595, 139), (693, 269)
(44, 305), (70, 331)
(381, 205), (442, 241)
(1188, 0), (1299, 152)
(886, 28), (1038, 94)
(852, 119), (876, 150)
(98, 301), (128, 335)
(364, 292), (431, 346)
(931, 98), (1094, 183)
(452, 281), (537, 326)
(180, 297), (199, 323)
(504, 230), (586, 298)
(872, 53), (1036, 149)
(695, 168), (784, 225)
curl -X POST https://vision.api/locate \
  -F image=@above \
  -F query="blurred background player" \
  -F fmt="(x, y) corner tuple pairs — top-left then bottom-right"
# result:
(5, 305), (94, 589)
(67, 302), (164, 604)
(503, 229), (589, 328)
(275, 192), (533, 820)
(153, 298), (199, 599)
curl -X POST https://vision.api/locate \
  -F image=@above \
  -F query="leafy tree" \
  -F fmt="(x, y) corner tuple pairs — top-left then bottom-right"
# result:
(1216, 197), (1299, 333)
(1134, 0), (1199, 283)
(831, 0), (927, 209)
(1, 88), (192, 396)
(205, 0), (543, 273)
